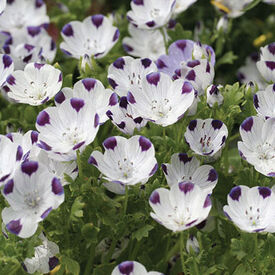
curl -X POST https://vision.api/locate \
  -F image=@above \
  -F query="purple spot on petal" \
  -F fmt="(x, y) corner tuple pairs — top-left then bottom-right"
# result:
(27, 26), (41, 37)
(221, 135), (226, 146)
(3, 179), (14, 195)
(186, 219), (197, 227)
(55, 91), (65, 104)
(156, 59), (167, 69)
(49, 257), (59, 271)
(82, 78), (96, 91)
(38, 141), (52, 151)
(268, 172), (275, 177)
(186, 70), (196, 81)
(109, 93), (118, 106)
(146, 21), (155, 27)
(6, 219), (22, 235)
(34, 63), (44, 70)
(70, 98), (85, 112)
(127, 91), (136, 104)
(103, 137), (117, 150)
(139, 136), (151, 151)
(36, 111), (50, 126)
(91, 14), (104, 28)
(229, 186), (242, 201)
(253, 94), (259, 109)
(108, 78), (118, 89)
(21, 161), (38, 176)
(133, 117), (142, 124)
(41, 207), (52, 219)
(52, 178), (64, 195)
(23, 54), (32, 63)
(258, 187), (271, 199)
(113, 57), (125, 69)
(206, 62), (211, 73)
(118, 261), (134, 275)
(94, 113), (99, 128)
(182, 81), (193, 94)
(176, 40), (187, 51)
(16, 145), (23, 161)
(149, 163), (158, 176)
(31, 131), (39, 144)
(146, 72), (160, 86)
(266, 61), (275, 71)
(133, 0), (143, 5)
(3, 55), (13, 68)
(241, 117), (253, 132)
(161, 164), (168, 175)
(141, 58), (152, 68)
(88, 155), (98, 166)
(179, 153), (192, 163)
(203, 195), (211, 208)
(112, 29), (120, 42)
(150, 191), (160, 204)
(211, 120), (223, 130)
(196, 219), (206, 230)
(188, 120), (197, 131)
(187, 60), (200, 68)
(73, 141), (85, 150)
(62, 24), (74, 36)
(35, 0), (44, 8)
(179, 182), (194, 194)
(224, 211), (232, 221)
(6, 133), (13, 141)
(268, 43), (275, 55)
(123, 43), (133, 53)
(119, 97), (128, 109)
(117, 122), (126, 129)
(7, 75), (15, 85)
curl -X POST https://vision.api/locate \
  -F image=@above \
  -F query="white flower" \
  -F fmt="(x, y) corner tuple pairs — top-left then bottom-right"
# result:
(206, 84), (224, 107)
(212, 0), (253, 18)
(2, 161), (64, 238)
(23, 233), (59, 274)
(185, 118), (228, 157)
(89, 135), (158, 186)
(127, 0), (175, 29)
(256, 43), (275, 83)
(127, 72), (195, 127)
(54, 78), (117, 124)
(173, 0), (197, 15)
(112, 261), (163, 275)
(253, 84), (275, 118)
(6, 62), (62, 105)
(238, 116), (275, 177)
(149, 182), (212, 232)
(217, 16), (228, 32)
(0, 54), (13, 87)
(238, 54), (267, 90)
(0, 0), (6, 14)
(36, 98), (100, 161)
(223, 185), (275, 233)
(107, 56), (157, 97)
(0, 0), (49, 36)
(122, 24), (166, 61)
(60, 14), (119, 60)
(186, 235), (199, 253)
(5, 27), (56, 70)
(107, 96), (147, 135)
(161, 153), (218, 194)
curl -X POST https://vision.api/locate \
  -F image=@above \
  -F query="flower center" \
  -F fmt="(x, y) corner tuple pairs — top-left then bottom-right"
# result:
(24, 190), (41, 210)
(117, 157), (134, 179)
(245, 206), (261, 227)
(128, 72), (142, 86)
(199, 134), (213, 153)
(62, 127), (81, 146)
(151, 98), (172, 119)
(150, 8), (161, 18)
(257, 142), (274, 161)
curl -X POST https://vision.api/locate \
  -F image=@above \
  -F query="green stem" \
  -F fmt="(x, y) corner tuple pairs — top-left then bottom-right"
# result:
(104, 238), (117, 264)
(180, 232), (188, 274)
(228, 132), (240, 143)
(130, 239), (141, 260)
(123, 185), (129, 215)
(83, 242), (96, 275)
(76, 150), (83, 178)
(192, 256), (200, 275)
(163, 127), (166, 139)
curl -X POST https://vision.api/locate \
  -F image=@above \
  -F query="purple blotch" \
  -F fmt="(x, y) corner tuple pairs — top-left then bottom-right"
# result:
(141, 58), (152, 68)
(161, 164), (168, 175)
(62, 24), (74, 36)
(149, 163), (158, 176)
(6, 219), (22, 235)
(16, 145), (23, 161)
(123, 43), (134, 53)
(187, 60), (200, 68)
(103, 137), (117, 150)
(229, 186), (242, 201)
(258, 187), (271, 199)
(119, 97), (128, 109)
(139, 136), (152, 151)
(146, 72), (160, 86)
(127, 91), (136, 104)
(146, 21), (155, 27)
(182, 81), (193, 94)
(3, 179), (14, 195)
(34, 63), (44, 69)
(133, 0), (143, 5)
(27, 26), (41, 37)
(179, 182), (194, 194)
(82, 78), (96, 91)
(211, 120), (223, 130)
(241, 117), (253, 132)
(118, 261), (134, 275)
(91, 14), (104, 28)
(186, 70), (196, 81)
(112, 29), (120, 42)
(113, 57), (125, 69)
(109, 93), (118, 106)
(49, 257), (59, 271)
(253, 94), (259, 109)
(179, 153), (192, 163)
(7, 75), (15, 85)
(156, 59), (167, 69)
(41, 207), (52, 219)
(21, 161), (38, 176)
(203, 195), (212, 208)
(31, 131), (39, 144)
(52, 178), (64, 195)
(266, 61), (275, 71)
(150, 191), (160, 204)
(38, 141), (52, 151)
(70, 98), (85, 112)
(188, 120), (197, 131)
(36, 111), (50, 126)
(108, 78), (118, 89)
(176, 40), (187, 51)
(55, 91), (65, 104)
(88, 155), (98, 166)
(2, 55), (13, 68)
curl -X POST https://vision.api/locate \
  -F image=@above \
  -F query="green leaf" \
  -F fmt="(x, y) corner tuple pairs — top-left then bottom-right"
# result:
(61, 256), (80, 275)
(242, 0), (262, 12)
(132, 225), (154, 241)
(216, 51), (238, 68)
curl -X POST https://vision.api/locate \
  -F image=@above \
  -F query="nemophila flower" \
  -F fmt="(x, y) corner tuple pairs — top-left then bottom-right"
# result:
(217, 16), (229, 32)
(2, 161), (64, 238)
(161, 153), (218, 194)
(127, 0), (175, 29)
(36, 98), (100, 161)
(112, 261), (163, 275)
(238, 116), (275, 177)
(149, 182), (212, 232)
(0, 0), (49, 36)
(186, 235), (199, 253)
(60, 14), (119, 60)
(256, 43), (275, 83)
(173, 0), (197, 15)
(54, 78), (116, 124)
(6, 62), (62, 105)
(4, 27), (56, 70)
(253, 84), (275, 118)
(89, 135), (158, 186)
(0, 54), (13, 87)
(107, 56), (157, 97)
(23, 233), (59, 274)
(184, 118), (228, 157)
(238, 54), (267, 90)
(127, 72), (195, 127)
(156, 40), (215, 79)
(206, 84), (224, 107)
(107, 96), (147, 135)
(122, 24), (166, 61)
(211, 0), (253, 18)
(223, 185), (275, 233)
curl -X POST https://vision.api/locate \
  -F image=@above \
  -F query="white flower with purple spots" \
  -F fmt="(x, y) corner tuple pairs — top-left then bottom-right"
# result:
(88, 135), (158, 186)
(256, 43), (275, 83)
(156, 40), (215, 79)
(122, 24), (166, 61)
(6, 62), (62, 106)
(223, 185), (275, 233)
(23, 233), (59, 274)
(107, 56), (157, 97)
(127, 0), (176, 29)
(0, 0), (49, 36)
(4, 26), (56, 70)
(161, 153), (218, 194)
(107, 97), (147, 135)
(60, 14), (119, 60)
(173, 0), (197, 15)
(253, 84), (275, 118)
(238, 116), (275, 177)
(54, 78), (117, 124)
(112, 260), (163, 275)
(2, 161), (64, 238)
(127, 72), (195, 127)
(206, 84), (224, 107)
(0, 54), (13, 87)
(36, 98), (100, 161)
(184, 118), (228, 157)
(238, 54), (267, 90)
(149, 182), (212, 232)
